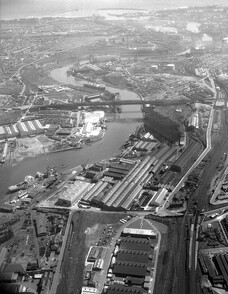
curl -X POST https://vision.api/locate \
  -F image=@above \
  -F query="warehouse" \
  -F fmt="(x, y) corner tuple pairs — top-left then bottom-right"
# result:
(116, 250), (151, 264)
(0, 125), (19, 140)
(2, 263), (26, 274)
(0, 283), (26, 293)
(154, 145), (170, 159)
(112, 261), (149, 277)
(57, 180), (93, 207)
(108, 163), (132, 171)
(107, 168), (129, 176)
(103, 171), (124, 180)
(122, 228), (157, 238)
(0, 126), (5, 140)
(81, 182), (102, 202)
(212, 254), (228, 287)
(119, 237), (153, 252)
(149, 188), (168, 207)
(34, 214), (47, 237)
(106, 284), (144, 294)
(105, 223), (156, 294)
(16, 121), (29, 137)
(0, 272), (18, 283)
(87, 247), (103, 262)
(0, 247), (8, 271)
(81, 287), (97, 294)
(16, 120), (43, 138)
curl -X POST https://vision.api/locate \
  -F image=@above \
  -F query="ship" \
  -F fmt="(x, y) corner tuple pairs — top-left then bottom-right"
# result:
(8, 185), (20, 193)
(83, 82), (106, 91)
(8, 182), (25, 193)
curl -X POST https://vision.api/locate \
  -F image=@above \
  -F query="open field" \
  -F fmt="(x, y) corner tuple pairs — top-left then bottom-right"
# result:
(14, 135), (54, 162)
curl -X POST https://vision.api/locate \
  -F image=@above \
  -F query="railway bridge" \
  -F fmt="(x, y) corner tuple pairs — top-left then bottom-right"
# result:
(30, 99), (188, 112)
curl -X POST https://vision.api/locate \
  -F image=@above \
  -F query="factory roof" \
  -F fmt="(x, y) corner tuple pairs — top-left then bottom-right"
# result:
(2, 263), (26, 274)
(122, 228), (157, 237)
(0, 126), (5, 135)
(116, 250), (150, 264)
(106, 285), (145, 294)
(0, 272), (18, 281)
(81, 287), (97, 294)
(35, 214), (47, 237)
(113, 261), (148, 277)
(0, 247), (8, 268)
(58, 180), (93, 204)
(109, 163), (132, 171)
(119, 237), (152, 252)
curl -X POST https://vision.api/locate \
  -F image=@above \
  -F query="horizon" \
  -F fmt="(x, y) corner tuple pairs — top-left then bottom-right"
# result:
(0, 0), (227, 20)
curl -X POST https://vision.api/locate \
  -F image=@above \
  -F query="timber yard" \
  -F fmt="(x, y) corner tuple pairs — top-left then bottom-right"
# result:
(1, 3), (228, 294)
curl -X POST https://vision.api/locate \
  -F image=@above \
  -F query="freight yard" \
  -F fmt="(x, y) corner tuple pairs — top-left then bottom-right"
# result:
(1, 4), (228, 294)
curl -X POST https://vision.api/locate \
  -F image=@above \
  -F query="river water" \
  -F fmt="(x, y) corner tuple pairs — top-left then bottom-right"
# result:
(0, 64), (142, 196)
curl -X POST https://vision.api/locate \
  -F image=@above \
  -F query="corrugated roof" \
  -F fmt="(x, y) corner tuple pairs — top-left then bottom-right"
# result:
(3, 263), (26, 273)
(0, 126), (5, 135)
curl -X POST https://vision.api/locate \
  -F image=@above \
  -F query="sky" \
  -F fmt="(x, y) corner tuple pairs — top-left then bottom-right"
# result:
(0, 0), (227, 19)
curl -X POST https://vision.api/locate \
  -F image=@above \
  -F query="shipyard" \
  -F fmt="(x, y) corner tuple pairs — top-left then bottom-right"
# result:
(1, 2), (228, 294)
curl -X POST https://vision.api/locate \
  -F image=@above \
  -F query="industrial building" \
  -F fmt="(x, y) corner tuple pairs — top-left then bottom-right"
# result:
(1, 263), (26, 274)
(16, 120), (44, 137)
(0, 247), (8, 272)
(34, 214), (47, 237)
(57, 180), (94, 207)
(104, 226), (156, 294)
(0, 283), (27, 293)
(81, 287), (97, 294)
(82, 146), (176, 211)
(87, 247), (104, 262)
(148, 188), (169, 207)
(133, 140), (158, 152)
(105, 284), (145, 294)
(0, 124), (19, 140)
(0, 272), (18, 283)
(198, 253), (228, 289)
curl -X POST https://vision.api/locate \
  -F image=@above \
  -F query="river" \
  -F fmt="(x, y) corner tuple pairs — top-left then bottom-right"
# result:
(0, 64), (142, 196)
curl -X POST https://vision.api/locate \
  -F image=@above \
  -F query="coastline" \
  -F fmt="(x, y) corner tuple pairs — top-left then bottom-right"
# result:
(1, 2), (227, 21)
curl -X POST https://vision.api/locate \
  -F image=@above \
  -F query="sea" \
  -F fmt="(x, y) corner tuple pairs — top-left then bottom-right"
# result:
(0, 0), (227, 20)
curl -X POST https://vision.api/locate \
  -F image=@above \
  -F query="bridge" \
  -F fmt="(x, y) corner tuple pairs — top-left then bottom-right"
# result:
(30, 99), (188, 111)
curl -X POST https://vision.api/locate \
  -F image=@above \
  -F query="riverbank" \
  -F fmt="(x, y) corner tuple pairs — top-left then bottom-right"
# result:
(0, 64), (142, 197)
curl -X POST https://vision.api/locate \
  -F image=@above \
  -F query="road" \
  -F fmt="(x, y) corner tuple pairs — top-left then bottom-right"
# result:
(49, 210), (73, 294)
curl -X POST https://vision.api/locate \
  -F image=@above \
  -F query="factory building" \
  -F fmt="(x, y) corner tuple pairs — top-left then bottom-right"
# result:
(16, 120), (43, 138)
(0, 272), (18, 283)
(105, 225), (156, 294)
(133, 140), (158, 152)
(84, 146), (176, 211)
(0, 283), (27, 293)
(2, 263), (26, 274)
(57, 180), (94, 207)
(81, 287), (97, 294)
(122, 228), (157, 238)
(0, 124), (19, 140)
(0, 247), (8, 272)
(34, 214), (47, 237)
(149, 188), (169, 207)
(106, 284), (145, 294)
